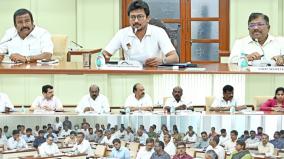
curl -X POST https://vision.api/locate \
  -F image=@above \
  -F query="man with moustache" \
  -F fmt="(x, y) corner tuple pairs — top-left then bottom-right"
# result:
(30, 84), (63, 112)
(125, 83), (153, 111)
(229, 13), (284, 65)
(102, 0), (179, 67)
(164, 86), (193, 112)
(76, 84), (110, 113)
(0, 8), (53, 63)
(210, 85), (246, 111)
(136, 138), (155, 159)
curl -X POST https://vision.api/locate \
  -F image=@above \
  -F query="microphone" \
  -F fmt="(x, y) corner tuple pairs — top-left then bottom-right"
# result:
(253, 38), (274, 66)
(71, 41), (83, 48)
(0, 38), (12, 46)
(133, 27), (138, 34)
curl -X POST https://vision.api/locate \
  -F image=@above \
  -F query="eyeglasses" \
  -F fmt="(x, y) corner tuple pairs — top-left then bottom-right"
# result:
(130, 14), (145, 21)
(248, 23), (267, 29)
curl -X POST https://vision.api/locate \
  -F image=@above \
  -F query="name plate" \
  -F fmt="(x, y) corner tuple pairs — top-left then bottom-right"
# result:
(249, 67), (284, 73)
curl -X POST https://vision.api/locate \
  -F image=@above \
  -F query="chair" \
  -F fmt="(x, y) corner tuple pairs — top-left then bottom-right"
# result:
(205, 96), (215, 111)
(253, 96), (272, 110)
(94, 144), (106, 157)
(51, 34), (68, 61)
(66, 48), (102, 62)
(128, 142), (140, 159)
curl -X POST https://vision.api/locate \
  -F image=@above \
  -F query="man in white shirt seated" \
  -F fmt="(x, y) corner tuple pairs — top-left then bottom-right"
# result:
(164, 86), (193, 112)
(59, 125), (72, 138)
(229, 12), (284, 66)
(100, 130), (115, 145)
(7, 129), (28, 150)
(245, 130), (260, 148)
(22, 128), (35, 143)
(219, 129), (229, 146)
(38, 135), (61, 157)
(210, 85), (246, 111)
(94, 130), (104, 143)
(72, 132), (92, 156)
(76, 84), (110, 114)
(0, 92), (14, 113)
(30, 85), (63, 112)
(136, 138), (155, 159)
(53, 117), (63, 132)
(125, 83), (153, 112)
(258, 134), (274, 157)
(110, 138), (131, 159)
(123, 127), (135, 142)
(163, 133), (176, 156)
(102, 1), (179, 67)
(135, 128), (149, 145)
(80, 123), (90, 137)
(224, 130), (238, 153)
(44, 127), (58, 142)
(183, 128), (198, 143)
(0, 128), (8, 145)
(206, 136), (225, 159)
(86, 128), (96, 141)
(0, 8), (53, 63)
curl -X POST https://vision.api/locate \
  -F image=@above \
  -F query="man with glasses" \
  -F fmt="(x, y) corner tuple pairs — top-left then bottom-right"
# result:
(173, 142), (193, 159)
(103, 0), (179, 67)
(229, 12), (284, 65)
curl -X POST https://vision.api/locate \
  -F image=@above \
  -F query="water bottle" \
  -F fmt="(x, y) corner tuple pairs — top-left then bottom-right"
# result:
(21, 105), (25, 113)
(170, 105), (175, 115)
(230, 101), (236, 114)
(238, 53), (248, 70)
(125, 107), (130, 114)
(96, 52), (105, 68)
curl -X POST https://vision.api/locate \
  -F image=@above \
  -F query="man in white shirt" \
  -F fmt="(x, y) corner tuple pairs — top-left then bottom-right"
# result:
(53, 117), (63, 132)
(76, 84), (110, 114)
(163, 133), (176, 156)
(100, 130), (115, 145)
(135, 128), (149, 145)
(164, 86), (193, 112)
(7, 130), (28, 150)
(59, 125), (72, 138)
(0, 128), (7, 145)
(229, 13), (284, 66)
(38, 135), (61, 157)
(183, 128), (198, 143)
(206, 136), (225, 159)
(0, 92), (14, 113)
(136, 138), (155, 159)
(80, 122), (90, 137)
(123, 127), (134, 142)
(219, 129), (229, 146)
(72, 132), (92, 156)
(210, 85), (246, 111)
(30, 85), (63, 111)
(258, 134), (274, 156)
(125, 83), (153, 111)
(224, 130), (238, 153)
(246, 130), (260, 148)
(102, 1), (179, 67)
(0, 9), (53, 63)
(22, 128), (35, 143)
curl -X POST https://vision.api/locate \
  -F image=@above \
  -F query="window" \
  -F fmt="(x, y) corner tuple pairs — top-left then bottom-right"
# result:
(122, 0), (230, 63)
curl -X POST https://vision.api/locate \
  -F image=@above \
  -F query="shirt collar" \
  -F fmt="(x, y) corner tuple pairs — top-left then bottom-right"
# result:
(246, 34), (275, 45)
(127, 24), (152, 37)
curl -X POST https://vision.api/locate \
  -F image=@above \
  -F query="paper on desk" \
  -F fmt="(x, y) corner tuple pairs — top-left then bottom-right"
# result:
(242, 111), (264, 115)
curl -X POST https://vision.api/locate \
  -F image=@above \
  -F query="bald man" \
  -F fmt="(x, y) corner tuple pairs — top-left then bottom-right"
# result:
(75, 84), (110, 113)
(164, 86), (193, 112)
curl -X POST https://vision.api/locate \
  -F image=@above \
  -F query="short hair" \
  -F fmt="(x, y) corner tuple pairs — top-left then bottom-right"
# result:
(244, 130), (249, 134)
(236, 140), (246, 149)
(70, 131), (77, 135)
(176, 141), (186, 147)
(42, 85), (53, 93)
(156, 141), (165, 149)
(231, 130), (238, 136)
(97, 130), (103, 134)
(12, 129), (20, 135)
(38, 130), (44, 134)
(250, 130), (256, 134)
(46, 134), (55, 139)
(248, 13), (269, 25)
(4, 125), (8, 129)
(220, 129), (226, 133)
(164, 133), (171, 139)
(223, 85), (234, 93)
(127, 0), (150, 17)
(212, 135), (220, 145)
(47, 127), (53, 130)
(89, 84), (100, 92)
(113, 138), (121, 144)
(13, 8), (34, 26)
(257, 127), (263, 131)
(274, 87), (284, 99)
(201, 131), (207, 136)
(146, 138), (154, 144)
(26, 128), (32, 132)
(262, 133), (269, 139)
(280, 130), (284, 135)
(77, 132), (85, 137)
(132, 83), (140, 93)
(205, 150), (218, 159)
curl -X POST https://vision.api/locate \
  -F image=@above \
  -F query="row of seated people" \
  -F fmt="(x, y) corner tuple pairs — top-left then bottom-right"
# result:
(0, 120), (283, 159)
(1, 83), (284, 114)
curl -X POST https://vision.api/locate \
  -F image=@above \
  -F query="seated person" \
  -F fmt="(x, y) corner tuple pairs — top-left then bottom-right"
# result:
(224, 130), (238, 153)
(269, 131), (284, 149)
(0, 128), (7, 145)
(173, 142), (193, 159)
(22, 128), (35, 143)
(100, 130), (115, 145)
(136, 138), (155, 159)
(229, 12), (284, 66)
(150, 141), (171, 159)
(124, 83), (153, 111)
(245, 130), (260, 149)
(0, 92), (14, 113)
(135, 128), (149, 145)
(205, 150), (218, 159)
(30, 85), (63, 111)
(7, 129), (28, 150)
(228, 140), (252, 159)
(210, 85), (246, 111)
(206, 136), (225, 159)
(257, 134), (274, 156)
(219, 129), (229, 146)
(164, 86), (193, 112)
(44, 127), (58, 142)
(63, 131), (77, 147)
(163, 133), (176, 156)
(59, 125), (72, 138)
(260, 87), (284, 111)
(0, 9), (53, 63)
(110, 138), (130, 159)
(76, 84), (110, 113)
(33, 130), (46, 148)
(38, 135), (61, 157)
(72, 132), (92, 155)
(102, 0), (179, 67)
(194, 131), (209, 149)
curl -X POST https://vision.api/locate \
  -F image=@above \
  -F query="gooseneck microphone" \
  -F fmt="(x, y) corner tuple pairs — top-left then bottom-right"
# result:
(71, 41), (83, 48)
(0, 38), (12, 46)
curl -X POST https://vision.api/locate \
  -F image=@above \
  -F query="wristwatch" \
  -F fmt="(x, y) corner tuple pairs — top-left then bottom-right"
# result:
(25, 56), (31, 63)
